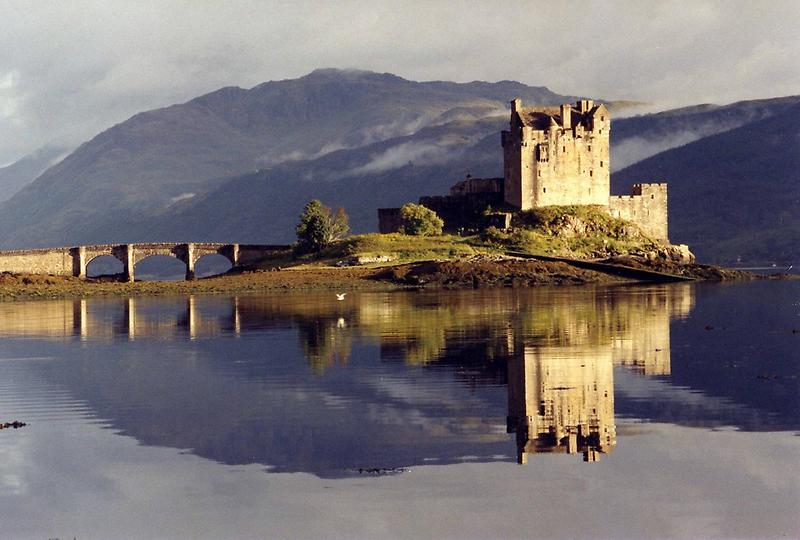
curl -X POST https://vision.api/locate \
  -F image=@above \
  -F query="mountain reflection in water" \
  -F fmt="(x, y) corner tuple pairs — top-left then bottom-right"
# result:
(0, 282), (796, 477)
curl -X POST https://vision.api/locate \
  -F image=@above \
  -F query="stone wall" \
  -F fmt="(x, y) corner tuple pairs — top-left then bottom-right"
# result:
(420, 191), (505, 232)
(378, 208), (404, 234)
(450, 177), (503, 196)
(0, 248), (75, 276)
(609, 183), (669, 240)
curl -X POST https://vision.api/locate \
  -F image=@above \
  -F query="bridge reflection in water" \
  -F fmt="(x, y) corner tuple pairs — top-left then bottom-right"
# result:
(0, 285), (694, 467)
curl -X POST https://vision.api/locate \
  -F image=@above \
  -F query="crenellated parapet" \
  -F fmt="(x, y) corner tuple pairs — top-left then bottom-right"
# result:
(609, 183), (669, 240)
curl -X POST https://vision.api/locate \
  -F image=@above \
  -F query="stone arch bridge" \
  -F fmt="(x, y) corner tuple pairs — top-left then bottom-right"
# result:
(0, 243), (290, 281)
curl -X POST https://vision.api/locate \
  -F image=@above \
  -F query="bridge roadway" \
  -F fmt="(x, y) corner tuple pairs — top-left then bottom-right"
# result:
(0, 242), (290, 281)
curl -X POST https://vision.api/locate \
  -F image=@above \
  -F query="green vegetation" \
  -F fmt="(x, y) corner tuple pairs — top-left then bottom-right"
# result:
(480, 205), (663, 259)
(295, 200), (349, 254)
(287, 205), (665, 266)
(321, 233), (492, 263)
(398, 203), (444, 236)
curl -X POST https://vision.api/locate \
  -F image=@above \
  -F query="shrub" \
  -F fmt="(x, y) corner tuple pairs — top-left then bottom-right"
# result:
(398, 203), (444, 236)
(295, 200), (349, 253)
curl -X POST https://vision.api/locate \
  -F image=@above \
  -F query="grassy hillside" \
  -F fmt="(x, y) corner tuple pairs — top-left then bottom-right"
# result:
(251, 206), (668, 270)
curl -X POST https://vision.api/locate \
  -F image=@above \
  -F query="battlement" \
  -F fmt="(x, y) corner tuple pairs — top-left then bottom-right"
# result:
(609, 182), (669, 240)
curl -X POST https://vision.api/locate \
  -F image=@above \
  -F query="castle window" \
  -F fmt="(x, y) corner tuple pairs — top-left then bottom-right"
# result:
(589, 170), (593, 177)
(588, 145), (592, 151)
(601, 116), (605, 121)
(538, 170), (541, 177)
(651, 194), (655, 199)
(562, 146), (566, 153)
(543, 187), (547, 193)
(600, 161), (604, 167)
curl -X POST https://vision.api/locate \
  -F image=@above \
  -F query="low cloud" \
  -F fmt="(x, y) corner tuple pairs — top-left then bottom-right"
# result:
(613, 111), (777, 170)
(168, 192), (196, 205)
(1, 1), (798, 165)
(345, 136), (473, 177)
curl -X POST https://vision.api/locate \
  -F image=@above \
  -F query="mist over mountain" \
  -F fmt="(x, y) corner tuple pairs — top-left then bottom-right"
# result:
(0, 69), (575, 248)
(611, 96), (800, 170)
(0, 68), (796, 265)
(141, 117), (504, 243)
(613, 103), (800, 263)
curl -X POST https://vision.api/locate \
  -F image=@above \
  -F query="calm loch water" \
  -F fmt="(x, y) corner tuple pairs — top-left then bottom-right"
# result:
(0, 282), (798, 539)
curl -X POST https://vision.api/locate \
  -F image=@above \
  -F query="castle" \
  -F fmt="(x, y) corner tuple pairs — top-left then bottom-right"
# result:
(379, 98), (669, 240)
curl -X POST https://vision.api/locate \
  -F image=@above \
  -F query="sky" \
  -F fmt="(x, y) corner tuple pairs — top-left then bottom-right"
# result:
(1, 0), (799, 165)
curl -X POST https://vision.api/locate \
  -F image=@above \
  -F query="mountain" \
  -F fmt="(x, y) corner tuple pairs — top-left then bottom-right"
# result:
(611, 96), (800, 170)
(0, 68), (796, 264)
(0, 145), (70, 203)
(142, 95), (800, 251)
(612, 103), (800, 263)
(0, 69), (577, 248)
(141, 117), (504, 243)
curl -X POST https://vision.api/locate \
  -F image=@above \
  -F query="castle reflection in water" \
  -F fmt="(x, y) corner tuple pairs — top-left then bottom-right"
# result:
(0, 285), (694, 464)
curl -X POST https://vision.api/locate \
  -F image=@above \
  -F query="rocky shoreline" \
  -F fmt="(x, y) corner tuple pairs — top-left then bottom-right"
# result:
(0, 255), (772, 301)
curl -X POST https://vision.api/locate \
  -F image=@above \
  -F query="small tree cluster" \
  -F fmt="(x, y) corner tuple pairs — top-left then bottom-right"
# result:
(398, 203), (443, 236)
(295, 200), (349, 253)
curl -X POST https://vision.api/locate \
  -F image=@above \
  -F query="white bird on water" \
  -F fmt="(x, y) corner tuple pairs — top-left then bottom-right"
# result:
(336, 293), (347, 301)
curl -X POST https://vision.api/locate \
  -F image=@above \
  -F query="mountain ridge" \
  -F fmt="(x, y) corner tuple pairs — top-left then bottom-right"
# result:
(0, 69), (796, 265)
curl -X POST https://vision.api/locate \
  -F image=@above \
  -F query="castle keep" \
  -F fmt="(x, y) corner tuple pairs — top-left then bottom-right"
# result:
(503, 99), (610, 208)
(503, 98), (668, 239)
(379, 98), (669, 240)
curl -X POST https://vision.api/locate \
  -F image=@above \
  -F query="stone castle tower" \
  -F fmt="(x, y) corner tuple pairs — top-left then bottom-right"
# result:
(503, 99), (610, 209)
(380, 98), (671, 241)
(502, 99), (669, 240)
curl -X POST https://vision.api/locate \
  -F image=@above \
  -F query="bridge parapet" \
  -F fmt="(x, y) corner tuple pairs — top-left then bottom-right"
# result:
(0, 242), (290, 281)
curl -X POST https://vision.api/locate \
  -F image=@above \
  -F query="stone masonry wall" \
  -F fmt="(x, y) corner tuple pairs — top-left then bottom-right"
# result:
(609, 183), (669, 240)
(0, 248), (75, 276)
(378, 208), (404, 234)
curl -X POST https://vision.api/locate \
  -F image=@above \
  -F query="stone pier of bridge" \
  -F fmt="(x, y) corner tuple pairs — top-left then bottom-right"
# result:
(0, 242), (290, 281)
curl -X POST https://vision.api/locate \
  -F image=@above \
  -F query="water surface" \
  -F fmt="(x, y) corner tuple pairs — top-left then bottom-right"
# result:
(0, 281), (798, 538)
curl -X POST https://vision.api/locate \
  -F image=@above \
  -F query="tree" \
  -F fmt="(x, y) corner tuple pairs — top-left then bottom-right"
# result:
(398, 203), (444, 236)
(295, 200), (349, 253)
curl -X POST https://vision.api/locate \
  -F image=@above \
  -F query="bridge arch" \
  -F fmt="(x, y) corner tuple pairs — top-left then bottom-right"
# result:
(85, 254), (124, 279)
(193, 253), (233, 278)
(132, 254), (189, 281)
(0, 242), (288, 281)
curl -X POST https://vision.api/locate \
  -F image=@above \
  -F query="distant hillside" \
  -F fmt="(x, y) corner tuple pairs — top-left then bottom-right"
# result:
(611, 96), (800, 170)
(0, 70), (574, 248)
(613, 104), (800, 263)
(0, 65), (795, 261)
(144, 95), (800, 251)
(0, 145), (69, 203)
(141, 117), (504, 243)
